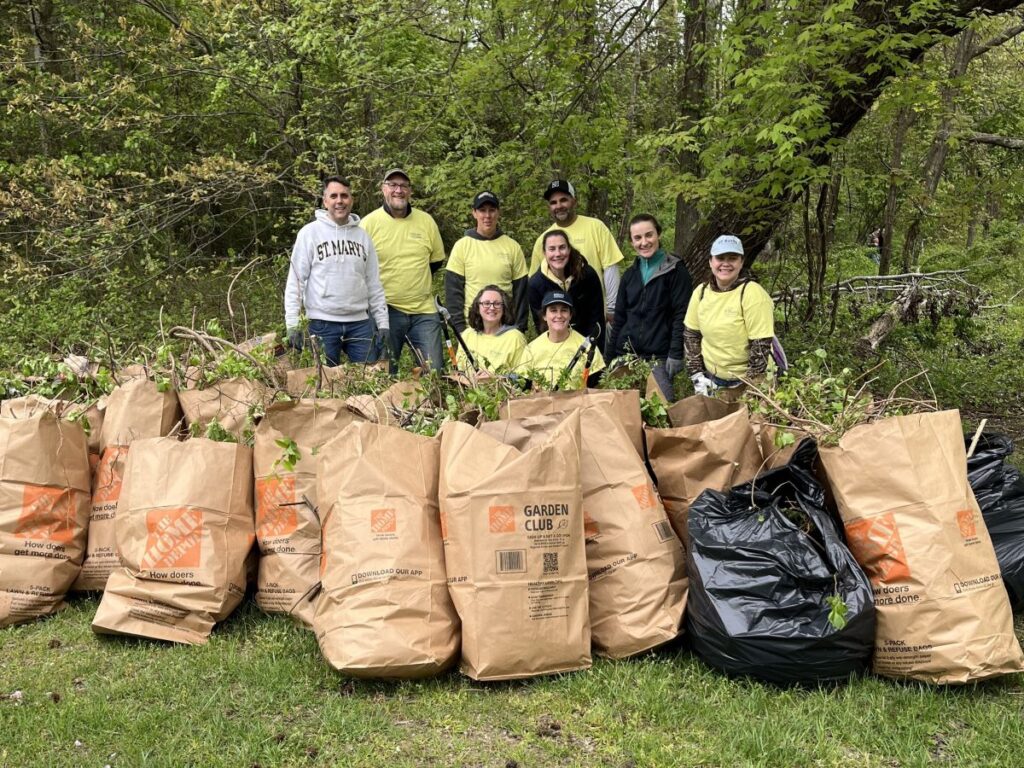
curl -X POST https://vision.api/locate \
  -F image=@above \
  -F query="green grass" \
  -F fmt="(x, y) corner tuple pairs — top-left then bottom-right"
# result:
(2, 598), (1023, 767)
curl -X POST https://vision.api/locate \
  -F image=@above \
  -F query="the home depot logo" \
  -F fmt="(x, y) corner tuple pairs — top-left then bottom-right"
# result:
(632, 483), (656, 510)
(844, 513), (912, 584)
(371, 508), (397, 534)
(92, 445), (127, 505)
(956, 509), (978, 541)
(141, 507), (203, 569)
(17, 484), (79, 543)
(488, 505), (515, 533)
(255, 476), (297, 538)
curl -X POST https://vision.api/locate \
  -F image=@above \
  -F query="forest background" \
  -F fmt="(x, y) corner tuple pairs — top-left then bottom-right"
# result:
(2, 0), (1024, 414)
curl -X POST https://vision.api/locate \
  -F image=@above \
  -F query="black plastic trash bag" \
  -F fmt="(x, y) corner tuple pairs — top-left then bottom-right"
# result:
(966, 433), (1024, 611)
(686, 439), (875, 686)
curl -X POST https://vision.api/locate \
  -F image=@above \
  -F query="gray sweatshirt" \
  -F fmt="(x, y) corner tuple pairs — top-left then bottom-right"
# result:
(284, 210), (389, 331)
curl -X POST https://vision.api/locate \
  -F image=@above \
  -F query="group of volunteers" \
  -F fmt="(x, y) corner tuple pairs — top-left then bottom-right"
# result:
(284, 169), (776, 400)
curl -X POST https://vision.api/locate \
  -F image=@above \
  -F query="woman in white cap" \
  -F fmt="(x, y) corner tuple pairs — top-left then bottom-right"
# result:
(683, 234), (775, 399)
(524, 290), (605, 390)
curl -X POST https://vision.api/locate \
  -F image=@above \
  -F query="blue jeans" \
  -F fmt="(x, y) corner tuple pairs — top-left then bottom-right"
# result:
(308, 318), (377, 366)
(387, 307), (444, 374)
(650, 358), (674, 402)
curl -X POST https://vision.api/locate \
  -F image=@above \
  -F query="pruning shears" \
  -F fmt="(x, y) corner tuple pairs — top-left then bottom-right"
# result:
(435, 298), (478, 372)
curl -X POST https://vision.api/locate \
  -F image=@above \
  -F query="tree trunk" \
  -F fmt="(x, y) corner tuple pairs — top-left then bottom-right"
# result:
(673, 0), (708, 256)
(900, 29), (976, 270)
(880, 105), (914, 276)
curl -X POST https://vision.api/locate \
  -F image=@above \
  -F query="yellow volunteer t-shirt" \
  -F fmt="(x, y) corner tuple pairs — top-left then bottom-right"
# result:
(455, 327), (528, 373)
(361, 207), (445, 315)
(523, 329), (606, 390)
(447, 234), (528, 320)
(529, 215), (624, 280)
(684, 281), (774, 379)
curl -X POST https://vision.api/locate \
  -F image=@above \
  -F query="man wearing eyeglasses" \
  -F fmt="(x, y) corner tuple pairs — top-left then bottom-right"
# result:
(360, 168), (446, 373)
(444, 191), (529, 334)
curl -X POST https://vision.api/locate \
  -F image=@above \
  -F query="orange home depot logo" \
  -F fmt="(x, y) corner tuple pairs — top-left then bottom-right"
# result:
(632, 483), (656, 510)
(583, 511), (600, 539)
(371, 508), (397, 534)
(956, 509), (977, 539)
(141, 507), (203, 569)
(17, 484), (79, 543)
(92, 445), (127, 505)
(844, 513), (912, 585)
(488, 505), (515, 534)
(255, 476), (297, 538)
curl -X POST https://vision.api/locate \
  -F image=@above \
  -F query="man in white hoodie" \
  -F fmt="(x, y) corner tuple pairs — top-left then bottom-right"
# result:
(284, 176), (389, 365)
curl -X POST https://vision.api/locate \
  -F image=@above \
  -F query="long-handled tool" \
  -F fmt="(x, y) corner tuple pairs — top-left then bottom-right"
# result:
(554, 325), (599, 391)
(435, 298), (478, 371)
(580, 335), (600, 390)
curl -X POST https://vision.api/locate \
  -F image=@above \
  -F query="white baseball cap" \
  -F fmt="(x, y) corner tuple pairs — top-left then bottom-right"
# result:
(710, 235), (744, 257)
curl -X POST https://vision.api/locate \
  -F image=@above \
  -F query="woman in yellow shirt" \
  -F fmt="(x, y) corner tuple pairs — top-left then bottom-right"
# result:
(455, 286), (528, 374)
(683, 235), (774, 398)
(524, 291), (605, 390)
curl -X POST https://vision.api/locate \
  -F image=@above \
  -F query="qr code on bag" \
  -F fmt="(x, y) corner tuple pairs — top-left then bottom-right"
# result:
(543, 552), (559, 575)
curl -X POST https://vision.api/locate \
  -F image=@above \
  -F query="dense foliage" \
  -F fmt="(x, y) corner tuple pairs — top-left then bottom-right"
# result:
(2, 1), (1023, 422)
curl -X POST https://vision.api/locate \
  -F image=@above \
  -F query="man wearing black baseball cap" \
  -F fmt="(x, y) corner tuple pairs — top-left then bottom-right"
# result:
(530, 179), (623, 329)
(360, 168), (446, 372)
(444, 191), (529, 333)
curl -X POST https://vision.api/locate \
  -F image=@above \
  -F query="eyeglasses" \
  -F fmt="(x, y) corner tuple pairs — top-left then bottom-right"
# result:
(479, 301), (503, 308)
(385, 182), (410, 190)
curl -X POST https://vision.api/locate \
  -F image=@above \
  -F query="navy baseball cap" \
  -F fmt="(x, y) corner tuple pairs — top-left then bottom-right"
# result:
(541, 291), (574, 310)
(543, 179), (576, 200)
(472, 191), (500, 209)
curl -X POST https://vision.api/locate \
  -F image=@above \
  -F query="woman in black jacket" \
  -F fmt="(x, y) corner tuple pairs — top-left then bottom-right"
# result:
(527, 229), (606, 343)
(607, 214), (693, 400)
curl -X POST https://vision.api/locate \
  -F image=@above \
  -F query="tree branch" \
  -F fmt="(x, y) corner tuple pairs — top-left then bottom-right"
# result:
(970, 19), (1024, 58)
(963, 131), (1024, 149)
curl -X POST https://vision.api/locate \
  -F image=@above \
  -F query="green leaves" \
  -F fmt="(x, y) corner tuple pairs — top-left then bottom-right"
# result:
(274, 437), (302, 473)
(826, 593), (849, 630)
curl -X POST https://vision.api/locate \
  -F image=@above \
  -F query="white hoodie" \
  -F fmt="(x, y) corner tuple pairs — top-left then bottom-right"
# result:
(284, 210), (389, 330)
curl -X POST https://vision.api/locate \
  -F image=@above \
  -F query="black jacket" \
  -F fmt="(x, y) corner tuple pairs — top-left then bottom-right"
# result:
(528, 264), (606, 343)
(607, 252), (692, 361)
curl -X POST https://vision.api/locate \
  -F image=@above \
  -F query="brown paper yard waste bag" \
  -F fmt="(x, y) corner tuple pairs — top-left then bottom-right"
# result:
(646, 405), (762, 544)
(819, 410), (1024, 684)
(254, 399), (360, 627)
(75, 379), (181, 591)
(314, 422), (459, 678)
(178, 377), (269, 439)
(1, 413), (91, 627)
(502, 389), (643, 457)
(92, 437), (254, 644)
(1, 395), (105, 469)
(440, 412), (591, 680)
(666, 394), (739, 428)
(481, 405), (686, 658)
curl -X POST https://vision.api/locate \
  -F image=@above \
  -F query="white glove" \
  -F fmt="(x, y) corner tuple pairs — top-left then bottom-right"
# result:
(691, 372), (716, 397)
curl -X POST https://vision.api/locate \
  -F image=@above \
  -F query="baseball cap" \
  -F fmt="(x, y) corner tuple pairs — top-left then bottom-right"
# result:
(382, 168), (410, 182)
(710, 234), (744, 257)
(472, 191), (500, 209)
(541, 290), (574, 310)
(543, 179), (576, 200)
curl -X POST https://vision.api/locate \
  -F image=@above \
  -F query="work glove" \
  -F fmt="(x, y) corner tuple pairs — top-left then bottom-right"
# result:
(691, 372), (716, 397)
(374, 328), (394, 359)
(664, 357), (683, 379)
(286, 328), (304, 350)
